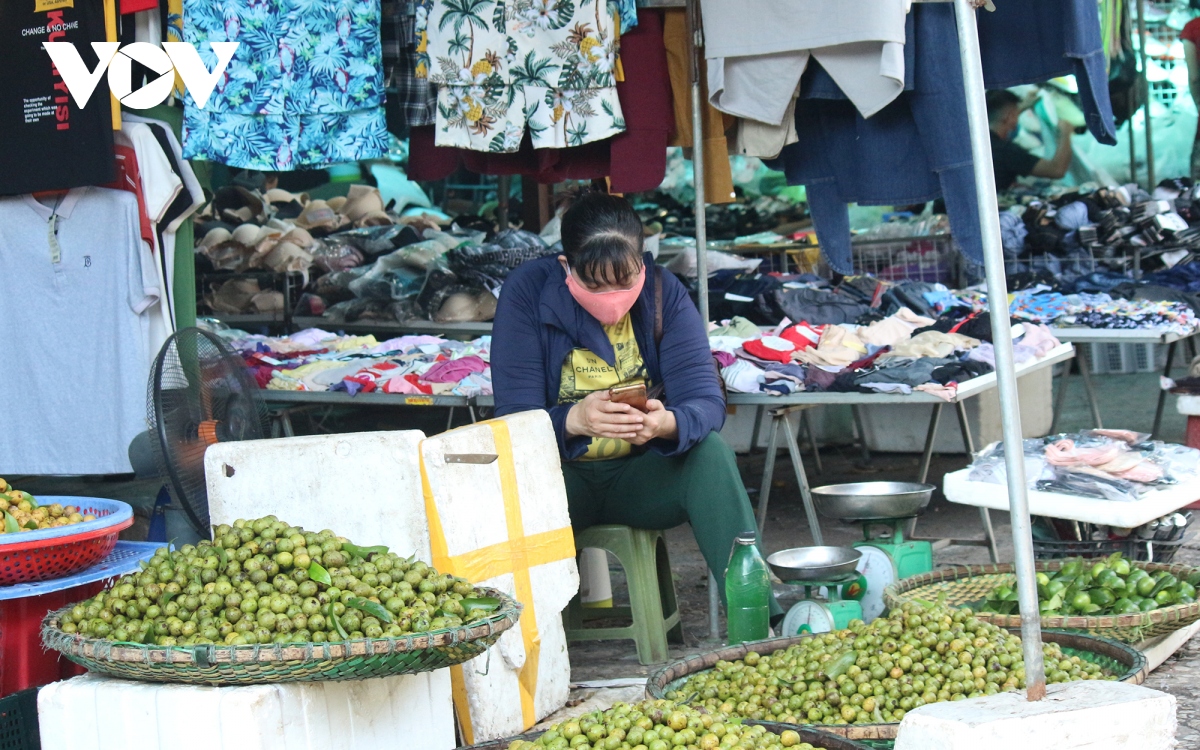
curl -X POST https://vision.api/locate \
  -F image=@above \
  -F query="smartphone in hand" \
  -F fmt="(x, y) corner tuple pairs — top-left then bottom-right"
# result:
(609, 382), (648, 412)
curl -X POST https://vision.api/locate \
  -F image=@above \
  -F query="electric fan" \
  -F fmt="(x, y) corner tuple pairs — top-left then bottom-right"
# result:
(146, 326), (268, 535)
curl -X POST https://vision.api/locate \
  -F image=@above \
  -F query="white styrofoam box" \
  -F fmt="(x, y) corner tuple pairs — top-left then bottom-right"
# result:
(1177, 393), (1200, 416)
(858, 363), (1053, 453)
(200, 431), (453, 747)
(204, 431), (430, 558)
(419, 411), (579, 743)
(894, 680), (1176, 750)
(38, 671), (455, 750)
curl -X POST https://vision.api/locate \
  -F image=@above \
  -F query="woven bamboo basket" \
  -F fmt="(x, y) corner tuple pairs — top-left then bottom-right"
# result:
(645, 629), (1145, 741)
(41, 588), (520, 685)
(884, 561), (1200, 643)
(461, 720), (877, 749)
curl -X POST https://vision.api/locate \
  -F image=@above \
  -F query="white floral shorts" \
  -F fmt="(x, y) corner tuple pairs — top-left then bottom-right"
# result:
(435, 83), (624, 152)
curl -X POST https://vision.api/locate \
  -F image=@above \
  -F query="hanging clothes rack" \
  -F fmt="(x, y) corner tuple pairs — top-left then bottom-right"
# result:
(670, 0), (1049, 696)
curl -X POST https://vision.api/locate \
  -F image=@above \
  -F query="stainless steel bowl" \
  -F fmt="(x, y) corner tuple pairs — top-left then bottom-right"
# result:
(766, 546), (862, 582)
(811, 481), (934, 521)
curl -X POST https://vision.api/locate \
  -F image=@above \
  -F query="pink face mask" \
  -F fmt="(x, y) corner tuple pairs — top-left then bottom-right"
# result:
(565, 264), (646, 326)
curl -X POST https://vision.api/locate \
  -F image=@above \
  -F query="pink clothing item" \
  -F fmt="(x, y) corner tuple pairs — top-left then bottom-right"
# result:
(857, 309), (936, 348)
(1015, 323), (1060, 358)
(565, 265), (647, 325)
(420, 355), (489, 383)
(915, 383), (956, 402)
(384, 374), (434, 395)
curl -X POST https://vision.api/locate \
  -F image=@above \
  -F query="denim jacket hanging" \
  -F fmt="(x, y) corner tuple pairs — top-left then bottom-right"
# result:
(977, 0), (1117, 145)
(766, 3), (981, 274)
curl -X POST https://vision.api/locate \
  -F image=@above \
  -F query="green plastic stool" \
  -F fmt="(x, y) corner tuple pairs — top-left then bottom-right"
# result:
(564, 525), (683, 665)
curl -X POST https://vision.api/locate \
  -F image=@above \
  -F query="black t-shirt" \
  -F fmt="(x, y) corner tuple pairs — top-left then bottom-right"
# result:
(989, 131), (1040, 191)
(0, 0), (115, 195)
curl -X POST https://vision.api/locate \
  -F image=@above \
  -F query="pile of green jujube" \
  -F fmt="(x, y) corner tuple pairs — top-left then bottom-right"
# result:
(982, 553), (1199, 617)
(667, 603), (1113, 726)
(58, 515), (500, 647)
(508, 700), (824, 750)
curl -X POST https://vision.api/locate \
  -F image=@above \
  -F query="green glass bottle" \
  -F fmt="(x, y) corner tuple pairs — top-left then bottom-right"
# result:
(725, 531), (770, 645)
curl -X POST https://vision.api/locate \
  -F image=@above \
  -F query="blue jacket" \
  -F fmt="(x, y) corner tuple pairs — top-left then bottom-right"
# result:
(492, 253), (725, 461)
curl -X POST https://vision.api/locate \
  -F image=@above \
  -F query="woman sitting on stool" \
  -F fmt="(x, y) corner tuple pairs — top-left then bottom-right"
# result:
(491, 190), (782, 622)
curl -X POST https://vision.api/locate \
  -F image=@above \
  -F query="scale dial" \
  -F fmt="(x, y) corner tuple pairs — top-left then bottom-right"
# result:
(855, 545), (897, 622)
(781, 600), (835, 636)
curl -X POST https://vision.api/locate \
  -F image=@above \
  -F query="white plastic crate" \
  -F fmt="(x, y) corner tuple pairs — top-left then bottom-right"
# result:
(1087, 343), (1167, 374)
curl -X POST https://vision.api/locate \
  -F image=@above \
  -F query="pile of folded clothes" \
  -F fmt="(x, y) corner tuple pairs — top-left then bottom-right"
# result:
(1009, 289), (1198, 334)
(709, 309), (1062, 400)
(226, 328), (492, 397)
(968, 429), (1200, 503)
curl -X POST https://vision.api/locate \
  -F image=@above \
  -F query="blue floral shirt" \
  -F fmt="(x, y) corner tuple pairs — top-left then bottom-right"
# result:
(182, 0), (390, 169)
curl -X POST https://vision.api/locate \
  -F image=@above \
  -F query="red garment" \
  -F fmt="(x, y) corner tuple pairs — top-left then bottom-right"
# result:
(1186, 20), (1200, 145)
(742, 337), (796, 364)
(779, 322), (823, 350)
(120, 0), (157, 12)
(103, 144), (153, 247)
(407, 9), (674, 191)
(608, 9), (673, 193)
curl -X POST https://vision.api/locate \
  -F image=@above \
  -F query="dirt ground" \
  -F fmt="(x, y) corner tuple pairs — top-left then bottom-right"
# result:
(13, 370), (1200, 741)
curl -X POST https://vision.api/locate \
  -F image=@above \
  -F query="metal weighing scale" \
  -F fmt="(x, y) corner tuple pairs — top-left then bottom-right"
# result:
(768, 546), (867, 635)
(811, 482), (936, 622)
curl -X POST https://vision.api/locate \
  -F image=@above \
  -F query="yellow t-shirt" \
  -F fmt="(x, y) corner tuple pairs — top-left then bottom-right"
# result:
(558, 314), (647, 461)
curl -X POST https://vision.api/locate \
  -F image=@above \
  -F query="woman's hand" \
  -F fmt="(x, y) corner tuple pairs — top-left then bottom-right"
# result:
(566, 391), (644, 439)
(628, 399), (677, 445)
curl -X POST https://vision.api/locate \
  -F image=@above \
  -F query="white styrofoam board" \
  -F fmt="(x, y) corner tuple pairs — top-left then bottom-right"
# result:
(894, 680), (1176, 750)
(944, 468), (1200, 528)
(1138, 618), (1200, 673)
(38, 671), (455, 750)
(419, 411), (578, 741)
(204, 430), (430, 558)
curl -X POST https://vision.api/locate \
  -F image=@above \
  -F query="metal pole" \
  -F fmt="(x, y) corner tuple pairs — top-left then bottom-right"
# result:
(496, 175), (510, 230)
(1128, 120), (1138, 186)
(1136, 0), (1155, 188)
(952, 0), (1046, 701)
(686, 0), (709, 324)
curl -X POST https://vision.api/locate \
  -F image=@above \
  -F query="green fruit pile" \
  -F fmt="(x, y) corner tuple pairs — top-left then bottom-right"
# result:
(508, 700), (823, 750)
(59, 515), (500, 647)
(982, 554), (1199, 617)
(667, 603), (1113, 726)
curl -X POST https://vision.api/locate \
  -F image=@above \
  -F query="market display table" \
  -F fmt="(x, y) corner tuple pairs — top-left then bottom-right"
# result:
(943, 468), (1200, 528)
(0, 541), (161, 698)
(1050, 326), (1200, 437)
(258, 389), (475, 436)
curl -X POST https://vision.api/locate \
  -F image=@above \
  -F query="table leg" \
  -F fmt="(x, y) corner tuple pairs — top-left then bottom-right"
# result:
(851, 406), (872, 462)
(469, 406), (478, 424)
(1050, 354), (1073, 434)
(707, 572), (720, 638)
(956, 401), (999, 563)
(756, 415), (782, 538)
(917, 403), (943, 484)
(802, 410), (823, 475)
(750, 406), (765, 453)
(446, 407), (456, 433)
(1075, 347), (1102, 429)
(280, 409), (296, 438)
(1152, 341), (1178, 439)
(782, 412), (823, 545)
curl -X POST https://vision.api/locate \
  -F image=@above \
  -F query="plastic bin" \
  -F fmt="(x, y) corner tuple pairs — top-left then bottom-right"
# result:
(0, 542), (162, 699)
(0, 689), (39, 750)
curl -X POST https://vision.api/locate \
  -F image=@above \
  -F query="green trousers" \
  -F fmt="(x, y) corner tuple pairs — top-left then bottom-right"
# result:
(561, 432), (783, 618)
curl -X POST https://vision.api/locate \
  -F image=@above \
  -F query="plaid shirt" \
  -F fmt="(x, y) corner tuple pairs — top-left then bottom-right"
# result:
(382, 0), (436, 131)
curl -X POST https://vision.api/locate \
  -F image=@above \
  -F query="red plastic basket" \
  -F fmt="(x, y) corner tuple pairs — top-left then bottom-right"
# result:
(0, 498), (134, 586)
